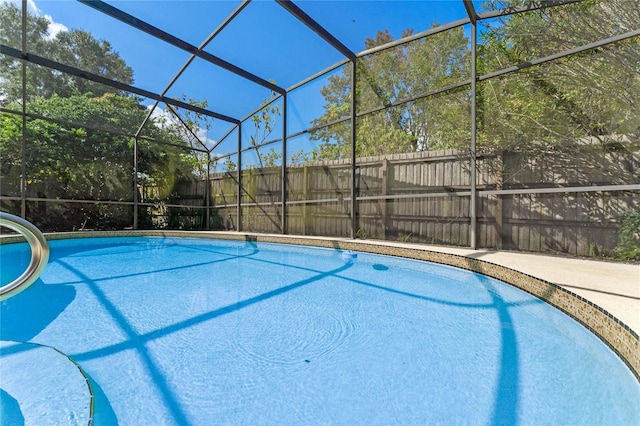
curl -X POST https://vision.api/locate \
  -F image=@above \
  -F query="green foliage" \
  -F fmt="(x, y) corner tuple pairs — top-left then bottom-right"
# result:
(0, 93), (196, 230)
(225, 159), (237, 172)
(0, 2), (133, 103)
(0, 2), (208, 230)
(260, 147), (282, 168)
(310, 0), (639, 164)
(309, 26), (471, 159)
(476, 0), (640, 155)
(242, 91), (309, 168)
(248, 95), (281, 168)
(614, 211), (640, 261)
(3, 94), (131, 196)
(355, 227), (369, 239)
(289, 149), (309, 165)
(154, 96), (214, 177)
(397, 232), (413, 243)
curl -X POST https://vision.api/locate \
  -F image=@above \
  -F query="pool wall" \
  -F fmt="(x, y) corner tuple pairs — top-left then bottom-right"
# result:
(2, 230), (638, 382)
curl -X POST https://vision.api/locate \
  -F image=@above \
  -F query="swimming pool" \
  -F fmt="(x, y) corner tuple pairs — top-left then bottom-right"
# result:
(1, 236), (639, 424)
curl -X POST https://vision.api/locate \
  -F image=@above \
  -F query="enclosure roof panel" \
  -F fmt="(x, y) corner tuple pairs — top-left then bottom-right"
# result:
(25, 0), (194, 94)
(165, 55), (276, 119)
(203, 0), (347, 88)
(110, 0), (246, 47)
(295, 0), (470, 53)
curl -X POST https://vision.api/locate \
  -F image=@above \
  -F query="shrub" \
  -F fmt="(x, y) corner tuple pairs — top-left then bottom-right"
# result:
(614, 211), (640, 261)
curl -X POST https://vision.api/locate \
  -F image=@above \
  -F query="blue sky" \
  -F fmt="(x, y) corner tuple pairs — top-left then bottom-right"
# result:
(11, 0), (484, 162)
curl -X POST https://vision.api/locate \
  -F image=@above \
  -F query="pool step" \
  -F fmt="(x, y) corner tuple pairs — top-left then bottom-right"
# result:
(0, 340), (93, 425)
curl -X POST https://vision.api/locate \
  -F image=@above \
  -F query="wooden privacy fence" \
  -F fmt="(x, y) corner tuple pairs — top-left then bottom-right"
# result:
(175, 146), (639, 257)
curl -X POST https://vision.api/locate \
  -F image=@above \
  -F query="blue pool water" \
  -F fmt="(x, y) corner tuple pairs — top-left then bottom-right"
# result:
(1, 237), (639, 425)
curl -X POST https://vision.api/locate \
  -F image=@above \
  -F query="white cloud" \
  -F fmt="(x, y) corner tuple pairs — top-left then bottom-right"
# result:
(26, 0), (38, 13)
(7, 0), (69, 39)
(6, 0), (39, 13)
(44, 14), (68, 40)
(147, 104), (175, 127)
(147, 104), (217, 150)
(6, 0), (40, 14)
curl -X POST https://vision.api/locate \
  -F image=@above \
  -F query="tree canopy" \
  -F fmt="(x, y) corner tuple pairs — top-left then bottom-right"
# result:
(310, 26), (471, 161)
(308, 0), (639, 162)
(1, 93), (195, 200)
(0, 2), (133, 103)
(476, 0), (640, 153)
(0, 2), (206, 229)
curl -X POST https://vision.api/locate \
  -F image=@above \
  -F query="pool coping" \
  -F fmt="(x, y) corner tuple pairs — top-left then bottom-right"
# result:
(2, 229), (639, 382)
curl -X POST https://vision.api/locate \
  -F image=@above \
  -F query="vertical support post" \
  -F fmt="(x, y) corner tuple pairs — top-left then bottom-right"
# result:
(205, 154), (211, 230)
(470, 21), (478, 249)
(133, 136), (139, 229)
(237, 123), (242, 231)
(381, 158), (390, 240)
(350, 60), (357, 239)
(20, 0), (27, 218)
(281, 93), (288, 234)
(302, 165), (309, 235)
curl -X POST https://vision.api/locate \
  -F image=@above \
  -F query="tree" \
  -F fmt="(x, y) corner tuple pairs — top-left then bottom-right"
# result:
(0, 93), (196, 229)
(1, 94), (190, 196)
(154, 97), (216, 177)
(0, 2), (133, 104)
(310, 0), (638, 163)
(309, 26), (472, 160)
(477, 0), (640, 154)
(248, 95), (281, 169)
(244, 91), (308, 168)
(0, 3), (211, 230)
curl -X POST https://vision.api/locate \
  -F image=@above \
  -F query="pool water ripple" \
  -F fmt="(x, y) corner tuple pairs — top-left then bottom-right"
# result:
(230, 312), (355, 366)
